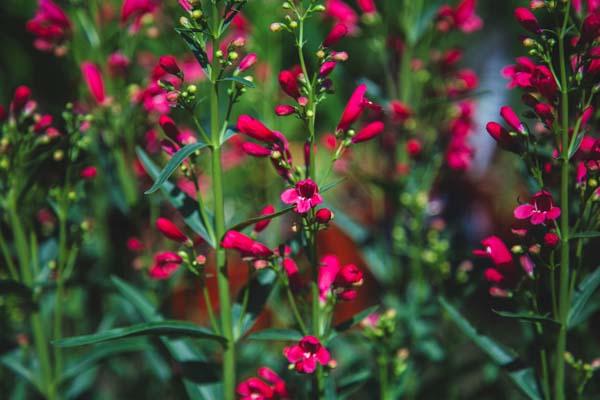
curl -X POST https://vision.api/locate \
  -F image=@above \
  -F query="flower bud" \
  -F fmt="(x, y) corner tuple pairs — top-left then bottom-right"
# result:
(156, 217), (189, 243)
(543, 232), (559, 248)
(315, 208), (334, 224)
(275, 104), (295, 116)
(159, 55), (181, 76)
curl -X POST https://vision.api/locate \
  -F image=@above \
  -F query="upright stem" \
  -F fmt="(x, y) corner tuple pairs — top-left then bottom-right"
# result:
(554, 4), (571, 398)
(378, 353), (390, 400)
(210, 6), (235, 399)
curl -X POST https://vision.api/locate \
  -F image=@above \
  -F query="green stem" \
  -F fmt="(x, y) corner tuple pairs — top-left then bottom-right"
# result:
(203, 285), (220, 335)
(554, 4), (571, 398)
(378, 354), (390, 400)
(283, 274), (307, 335)
(0, 229), (18, 280)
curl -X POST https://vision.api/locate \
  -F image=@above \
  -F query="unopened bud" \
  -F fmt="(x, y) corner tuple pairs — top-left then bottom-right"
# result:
(270, 23), (283, 32)
(289, 21), (298, 29)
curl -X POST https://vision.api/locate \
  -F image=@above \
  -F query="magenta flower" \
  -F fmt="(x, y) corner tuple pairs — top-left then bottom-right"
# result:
(514, 190), (561, 225)
(81, 62), (106, 105)
(156, 217), (189, 244)
(121, 0), (159, 31)
(11, 85), (33, 115)
(237, 115), (278, 143)
(281, 179), (323, 214)
(472, 236), (514, 268)
(221, 230), (273, 259)
(237, 367), (290, 400)
(436, 0), (483, 33)
(149, 252), (183, 280)
(278, 67), (302, 99)
(283, 336), (331, 374)
(514, 7), (540, 33)
(352, 121), (384, 144)
(357, 0), (377, 14)
(325, 0), (358, 33)
(500, 106), (526, 134)
(238, 53), (257, 72)
(318, 254), (363, 301)
(26, 0), (71, 54)
(254, 205), (276, 233)
(324, 23), (348, 47)
(337, 84), (368, 131)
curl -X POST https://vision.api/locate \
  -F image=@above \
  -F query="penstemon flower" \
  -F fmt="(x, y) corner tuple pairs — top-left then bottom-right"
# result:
(280, 179), (323, 214)
(283, 336), (332, 374)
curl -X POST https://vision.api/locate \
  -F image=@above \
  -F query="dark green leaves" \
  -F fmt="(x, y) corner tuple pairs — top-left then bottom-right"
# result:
(227, 206), (294, 232)
(440, 297), (542, 400)
(144, 142), (209, 195)
(567, 129), (585, 160)
(54, 321), (226, 347)
(246, 328), (303, 341)
(220, 76), (256, 88)
(568, 267), (600, 329)
(570, 231), (600, 240)
(233, 269), (277, 340)
(137, 147), (215, 247)
(492, 310), (559, 326)
(175, 28), (209, 69)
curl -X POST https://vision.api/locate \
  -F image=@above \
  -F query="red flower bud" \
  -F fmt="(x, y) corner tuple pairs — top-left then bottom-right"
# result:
(315, 208), (334, 224)
(238, 53), (257, 72)
(500, 106), (525, 133)
(337, 84), (367, 131)
(406, 138), (423, 157)
(159, 55), (181, 76)
(543, 232), (559, 248)
(275, 104), (295, 116)
(324, 23), (348, 47)
(81, 62), (106, 105)
(514, 7), (540, 33)
(319, 61), (337, 76)
(156, 217), (189, 243)
(221, 230), (273, 258)
(352, 121), (384, 143)
(254, 204), (275, 233)
(158, 115), (180, 141)
(80, 166), (98, 180)
(242, 142), (272, 157)
(33, 114), (53, 133)
(237, 115), (278, 142)
(11, 85), (31, 114)
(278, 68), (301, 99)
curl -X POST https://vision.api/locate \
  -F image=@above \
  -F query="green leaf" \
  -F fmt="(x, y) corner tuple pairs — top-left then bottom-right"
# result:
(439, 297), (542, 400)
(492, 310), (560, 326)
(136, 147), (215, 247)
(220, 129), (236, 145)
(144, 142), (209, 195)
(334, 305), (379, 333)
(320, 177), (346, 193)
(568, 267), (600, 329)
(111, 276), (217, 400)
(220, 76), (256, 88)
(568, 129), (585, 160)
(233, 269), (277, 340)
(570, 231), (600, 240)
(246, 328), (303, 341)
(175, 28), (209, 70)
(0, 350), (42, 393)
(337, 369), (371, 400)
(227, 206), (294, 232)
(55, 321), (226, 348)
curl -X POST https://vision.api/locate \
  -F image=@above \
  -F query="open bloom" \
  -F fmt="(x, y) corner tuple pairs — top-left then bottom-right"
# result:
(436, 0), (482, 33)
(81, 62), (106, 105)
(281, 179), (322, 214)
(26, 0), (71, 54)
(237, 367), (290, 400)
(283, 336), (331, 374)
(514, 190), (561, 225)
(221, 230), (273, 259)
(149, 252), (183, 280)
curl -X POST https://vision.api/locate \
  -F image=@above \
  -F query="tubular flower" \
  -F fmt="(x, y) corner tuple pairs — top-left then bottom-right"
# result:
(26, 0), (71, 54)
(323, 23), (348, 47)
(238, 53), (257, 72)
(275, 105), (295, 116)
(254, 205), (276, 233)
(473, 236), (517, 294)
(514, 7), (540, 33)
(436, 0), (483, 33)
(149, 252), (183, 280)
(280, 179), (323, 214)
(11, 86), (32, 115)
(80, 166), (98, 180)
(237, 115), (278, 143)
(278, 66), (302, 99)
(472, 236), (514, 268)
(318, 254), (363, 301)
(158, 55), (182, 77)
(325, 0), (359, 33)
(156, 217), (189, 243)
(236, 367), (290, 400)
(514, 190), (561, 225)
(283, 336), (331, 374)
(351, 121), (384, 143)
(500, 106), (526, 134)
(357, 0), (377, 14)
(158, 115), (180, 142)
(337, 84), (368, 131)
(121, 0), (159, 31)
(485, 122), (521, 153)
(81, 62), (106, 105)
(389, 100), (412, 123)
(221, 230), (273, 259)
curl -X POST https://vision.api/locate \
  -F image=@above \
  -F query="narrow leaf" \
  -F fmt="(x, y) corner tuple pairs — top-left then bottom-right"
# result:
(175, 28), (209, 69)
(55, 321), (226, 347)
(220, 76), (256, 88)
(137, 147), (215, 247)
(568, 267), (600, 328)
(492, 310), (560, 326)
(145, 142), (209, 195)
(333, 305), (379, 334)
(570, 231), (600, 240)
(568, 129), (585, 160)
(246, 328), (303, 341)
(0, 350), (42, 393)
(440, 297), (542, 400)
(227, 206), (294, 232)
(234, 269), (277, 339)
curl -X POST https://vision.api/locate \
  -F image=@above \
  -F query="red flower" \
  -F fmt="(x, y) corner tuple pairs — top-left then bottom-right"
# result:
(281, 179), (323, 214)
(352, 121), (384, 143)
(81, 62), (106, 105)
(221, 230), (273, 259)
(121, 0), (159, 31)
(485, 122), (521, 153)
(278, 67), (302, 99)
(237, 367), (290, 400)
(274, 105), (295, 116)
(254, 205), (276, 233)
(514, 7), (540, 33)
(108, 52), (130, 77)
(389, 101), (412, 123)
(500, 106), (525, 134)
(80, 166), (98, 180)
(318, 254), (363, 301)
(436, 0), (482, 33)
(237, 115), (278, 143)
(159, 55), (182, 77)
(242, 142), (272, 157)
(156, 217), (189, 243)
(514, 190), (561, 225)
(324, 23), (348, 47)
(502, 57), (536, 89)
(283, 336), (331, 374)
(357, 0), (377, 14)
(406, 138), (423, 157)
(325, 0), (358, 33)
(149, 252), (183, 280)
(11, 86), (32, 115)
(315, 208), (334, 224)
(319, 61), (337, 77)
(238, 53), (257, 72)
(26, 0), (71, 54)
(581, 12), (600, 44)
(472, 236), (513, 268)
(337, 84), (368, 131)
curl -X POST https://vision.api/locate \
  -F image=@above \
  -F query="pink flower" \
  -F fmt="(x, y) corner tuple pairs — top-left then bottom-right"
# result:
(159, 55), (182, 77)
(352, 121), (384, 143)
(178, 0), (193, 12)
(406, 138), (423, 158)
(325, 0), (358, 32)
(323, 23), (348, 47)
(514, 190), (561, 225)
(237, 115), (278, 143)
(221, 230), (273, 259)
(149, 252), (183, 280)
(581, 12), (600, 45)
(485, 122), (521, 153)
(436, 0), (482, 33)
(81, 62), (106, 105)
(238, 53), (257, 72)
(318, 254), (363, 301)
(357, 0), (377, 14)
(502, 57), (536, 89)
(237, 367), (290, 400)
(337, 84), (368, 131)
(283, 336), (331, 374)
(80, 166), (98, 180)
(11, 86), (32, 115)
(127, 237), (144, 252)
(26, 0), (71, 54)
(389, 101), (412, 123)
(278, 67), (302, 99)
(275, 105), (295, 116)
(242, 142), (272, 157)
(319, 61), (337, 77)
(473, 236), (518, 293)
(108, 52), (130, 77)
(514, 7), (540, 33)
(254, 205), (276, 233)
(500, 106), (525, 134)
(281, 179), (322, 214)
(156, 217), (189, 243)
(472, 236), (514, 268)
(121, 0), (159, 31)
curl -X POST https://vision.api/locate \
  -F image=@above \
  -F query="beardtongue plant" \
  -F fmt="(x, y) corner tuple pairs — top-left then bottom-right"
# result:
(445, 1), (600, 399)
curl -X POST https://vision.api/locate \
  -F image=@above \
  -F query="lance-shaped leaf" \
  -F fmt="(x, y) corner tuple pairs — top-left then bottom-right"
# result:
(227, 206), (294, 232)
(568, 267), (600, 329)
(175, 28), (210, 70)
(137, 147), (215, 247)
(233, 269), (277, 340)
(54, 321), (226, 347)
(492, 310), (560, 326)
(220, 76), (256, 88)
(144, 142), (209, 195)
(0, 350), (42, 394)
(570, 231), (600, 240)
(246, 328), (303, 341)
(440, 297), (542, 400)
